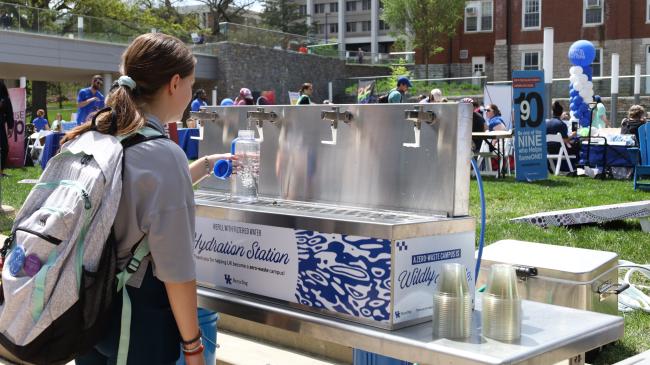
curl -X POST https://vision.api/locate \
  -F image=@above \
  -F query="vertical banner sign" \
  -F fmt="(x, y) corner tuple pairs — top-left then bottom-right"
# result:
(513, 70), (548, 182)
(7, 88), (26, 167)
(357, 80), (375, 104)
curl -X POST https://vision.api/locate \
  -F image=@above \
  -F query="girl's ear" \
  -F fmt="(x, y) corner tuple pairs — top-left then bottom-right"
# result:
(169, 74), (181, 95)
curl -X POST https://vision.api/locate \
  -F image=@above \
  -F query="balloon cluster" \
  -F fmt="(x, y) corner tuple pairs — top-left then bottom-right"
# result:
(567, 40), (596, 127)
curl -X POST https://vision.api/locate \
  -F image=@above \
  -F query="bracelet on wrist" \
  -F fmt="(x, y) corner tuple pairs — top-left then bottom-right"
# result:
(182, 338), (203, 353)
(203, 156), (211, 176)
(183, 343), (205, 356)
(182, 329), (202, 345)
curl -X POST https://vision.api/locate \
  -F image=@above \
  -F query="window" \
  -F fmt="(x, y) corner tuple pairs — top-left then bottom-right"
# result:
(346, 1), (357, 11)
(592, 48), (603, 77)
(314, 3), (326, 13)
(346, 22), (357, 32)
(317, 24), (326, 34)
(379, 20), (390, 30)
(522, 51), (541, 70)
(362, 0), (371, 10)
(583, 0), (603, 26)
(523, 0), (541, 29)
(299, 5), (306, 16)
(465, 1), (493, 32)
(361, 20), (371, 31)
(330, 2), (338, 12)
(329, 23), (338, 33)
(647, 0), (650, 23)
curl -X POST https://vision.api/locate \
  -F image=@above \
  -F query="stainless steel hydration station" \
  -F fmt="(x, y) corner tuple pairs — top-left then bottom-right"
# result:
(190, 103), (623, 364)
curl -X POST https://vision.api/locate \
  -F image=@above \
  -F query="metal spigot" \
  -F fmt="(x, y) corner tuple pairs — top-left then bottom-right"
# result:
(188, 111), (219, 141)
(320, 107), (353, 145)
(246, 108), (279, 142)
(403, 106), (436, 148)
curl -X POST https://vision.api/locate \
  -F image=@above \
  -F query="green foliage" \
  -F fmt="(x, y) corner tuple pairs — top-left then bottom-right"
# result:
(260, 0), (310, 35)
(382, 0), (465, 78)
(310, 44), (339, 58)
(375, 59), (411, 93)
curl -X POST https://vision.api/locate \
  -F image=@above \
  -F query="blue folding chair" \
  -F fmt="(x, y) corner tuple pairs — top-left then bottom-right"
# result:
(633, 123), (650, 190)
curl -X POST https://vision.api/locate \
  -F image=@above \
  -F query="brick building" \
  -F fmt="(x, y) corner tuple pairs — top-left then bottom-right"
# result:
(415, 0), (650, 92)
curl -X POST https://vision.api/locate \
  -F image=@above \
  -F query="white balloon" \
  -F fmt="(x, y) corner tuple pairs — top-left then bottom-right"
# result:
(574, 81), (584, 91)
(569, 75), (579, 84)
(578, 74), (588, 83)
(586, 81), (593, 90)
(579, 89), (589, 99)
(569, 66), (583, 76)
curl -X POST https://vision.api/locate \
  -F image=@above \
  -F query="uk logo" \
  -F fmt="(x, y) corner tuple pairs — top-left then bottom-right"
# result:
(394, 311), (401, 319)
(396, 241), (408, 251)
(224, 274), (232, 285)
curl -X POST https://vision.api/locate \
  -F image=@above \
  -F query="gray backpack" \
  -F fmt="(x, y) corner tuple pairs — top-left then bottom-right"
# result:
(0, 125), (164, 365)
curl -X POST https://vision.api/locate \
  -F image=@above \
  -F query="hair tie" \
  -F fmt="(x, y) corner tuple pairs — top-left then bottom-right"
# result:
(117, 75), (136, 91)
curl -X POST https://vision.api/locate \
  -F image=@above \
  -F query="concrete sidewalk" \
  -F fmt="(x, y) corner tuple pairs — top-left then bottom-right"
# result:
(0, 330), (344, 365)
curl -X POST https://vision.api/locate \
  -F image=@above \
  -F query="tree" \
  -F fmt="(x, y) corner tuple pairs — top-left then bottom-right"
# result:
(193, 0), (256, 36)
(382, 0), (465, 79)
(260, 0), (309, 35)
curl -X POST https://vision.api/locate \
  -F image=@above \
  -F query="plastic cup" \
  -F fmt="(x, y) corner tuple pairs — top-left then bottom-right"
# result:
(432, 263), (471, 339)
(482, 264), (521, 342)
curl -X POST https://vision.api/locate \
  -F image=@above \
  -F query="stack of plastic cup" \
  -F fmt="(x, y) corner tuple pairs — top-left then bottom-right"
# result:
(432, 263), (471, 339)
(482, 264), (521, 342)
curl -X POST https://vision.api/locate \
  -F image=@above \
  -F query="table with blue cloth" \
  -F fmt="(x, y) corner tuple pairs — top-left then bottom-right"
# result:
(40, 132), (65, 169)
(177, 128), (199, 160)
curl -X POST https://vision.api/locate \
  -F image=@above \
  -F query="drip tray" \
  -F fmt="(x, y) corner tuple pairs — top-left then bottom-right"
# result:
(194, 191), (473, 240)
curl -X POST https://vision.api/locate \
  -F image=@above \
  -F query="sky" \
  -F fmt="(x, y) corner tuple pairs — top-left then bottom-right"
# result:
(176, 0), (264, 12)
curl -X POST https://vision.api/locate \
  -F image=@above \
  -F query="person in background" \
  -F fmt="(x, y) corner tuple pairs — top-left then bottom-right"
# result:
(420, 88), (443, 104)
(190, 89), (208, 112)
(0, 80), (14, 177)
(485, 104), (506, 131)
(298, 83), (313, 105)
(621, 105), (647, 144)
(592, 95), (610, 128)
(51, 113), (64, 132)
(76, 75), (105, 125)
(560, 112), (571, 122)
(388, 76), (412, 103)
(31, 109), (49, 132)
(546, 101), (577, 156)
(256, 96), (269, 105)
(462, 98), (487, 151)
(1, 13), (11, 29)
(357, 48), (364, 64)
(298, 44), (308, 54)
(220, 98), (234, 106)
(235, 88), (255, 106)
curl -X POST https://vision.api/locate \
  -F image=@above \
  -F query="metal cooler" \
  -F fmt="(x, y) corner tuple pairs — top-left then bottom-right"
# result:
(476, 239), (622, 315)
(191, 103), (476, 330)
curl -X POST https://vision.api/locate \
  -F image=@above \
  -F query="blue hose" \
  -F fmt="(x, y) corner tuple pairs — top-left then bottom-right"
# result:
(470, 158), (486, 283)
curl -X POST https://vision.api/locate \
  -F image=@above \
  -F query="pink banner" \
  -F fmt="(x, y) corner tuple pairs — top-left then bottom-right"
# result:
(7, 88), (26, 168)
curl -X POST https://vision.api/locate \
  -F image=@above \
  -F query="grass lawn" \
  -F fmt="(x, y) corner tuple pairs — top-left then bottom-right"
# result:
(45, 101), (77, 122)
(1, 166), (649, 363)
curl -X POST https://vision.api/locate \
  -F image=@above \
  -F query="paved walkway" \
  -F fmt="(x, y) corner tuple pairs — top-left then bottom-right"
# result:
(0, 330), (343, 365)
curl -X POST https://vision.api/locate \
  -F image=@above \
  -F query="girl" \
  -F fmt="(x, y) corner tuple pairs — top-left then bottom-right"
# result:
(31, 109), (50, 132)
(297, 83), (313, 105)
(69, 33), (231, 365)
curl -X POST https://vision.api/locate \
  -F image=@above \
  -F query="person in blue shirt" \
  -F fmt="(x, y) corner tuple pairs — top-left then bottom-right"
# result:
(388, 76), (412, 103)
(190, 89), (208, 112)
(31, 109), (49, 132)
(76, 75), (105, 125)
(485, 104), (507, 131)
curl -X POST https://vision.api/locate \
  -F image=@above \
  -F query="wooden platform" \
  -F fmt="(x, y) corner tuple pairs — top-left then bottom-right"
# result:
(511, 200), (650, 232)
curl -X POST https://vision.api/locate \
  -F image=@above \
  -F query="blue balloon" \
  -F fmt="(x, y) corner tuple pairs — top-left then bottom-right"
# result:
(570, 103), (578, 111)
(220, 98), (234, 106)
(570, 88), (579, 97)
(574, 95), (583, 105)
(568, 40), (596, 67)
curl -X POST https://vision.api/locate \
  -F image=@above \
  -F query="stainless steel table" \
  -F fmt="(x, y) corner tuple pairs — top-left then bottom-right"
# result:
(198, 288), (623, 365)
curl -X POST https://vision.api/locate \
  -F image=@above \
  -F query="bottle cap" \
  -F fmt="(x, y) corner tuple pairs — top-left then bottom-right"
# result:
(23, 254), (42, 277)
(8, 246), (25, 277)
(213, 159), (232, 180)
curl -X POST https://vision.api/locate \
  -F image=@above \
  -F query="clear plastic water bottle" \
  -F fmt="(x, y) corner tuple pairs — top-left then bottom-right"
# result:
(232, 130), (259, 202)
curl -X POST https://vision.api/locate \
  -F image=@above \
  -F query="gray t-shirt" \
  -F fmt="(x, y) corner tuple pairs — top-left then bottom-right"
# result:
(114, 117), (196, 286)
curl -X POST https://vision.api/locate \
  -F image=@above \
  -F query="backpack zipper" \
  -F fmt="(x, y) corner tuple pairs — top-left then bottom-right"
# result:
(13, 227), (62, 245)
(34, 180), (92, 210)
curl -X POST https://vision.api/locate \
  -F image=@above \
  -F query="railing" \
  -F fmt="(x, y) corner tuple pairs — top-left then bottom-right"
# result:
(0, 1), (154, 44)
